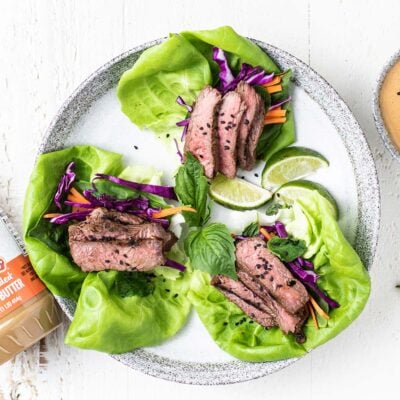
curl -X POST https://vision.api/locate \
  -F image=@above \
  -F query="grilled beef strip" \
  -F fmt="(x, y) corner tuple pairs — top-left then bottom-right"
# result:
(217, 92), (247, 178)
(211, 275), (276, 328)
(236, 237), (309, 314)
(235, 81), (264, 170)
(68, 208), (177, 272)
(69, 239), (166, 272)
(184, 86), (222, 178)
(237, 269), (309, 335)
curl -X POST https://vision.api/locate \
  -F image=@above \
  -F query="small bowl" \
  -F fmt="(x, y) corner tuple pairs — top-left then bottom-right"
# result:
(373, 49), (400, 162)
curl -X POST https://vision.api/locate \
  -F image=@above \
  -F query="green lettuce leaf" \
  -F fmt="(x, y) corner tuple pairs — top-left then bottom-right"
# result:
(117, 33), (212, 134)
(189, 191), (370, 361)
(185, 223), (236, 279)
(23, 145), (124, 299)
(65, 267), (191, 353)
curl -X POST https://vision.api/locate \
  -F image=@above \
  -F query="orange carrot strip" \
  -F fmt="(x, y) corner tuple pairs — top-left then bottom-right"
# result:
(263, 75), (282, 87)
(260, 227), (272, 241)
(265, 109), (286, 118)
(43, 213), (62, 219)
(266, 84), (282, 94)
(69, 188), (90, 204)
(151, 206), (196, 219)
(264, 117), (287, 125)
(308, 302), (319, 329)
(309, 296), (330, 320)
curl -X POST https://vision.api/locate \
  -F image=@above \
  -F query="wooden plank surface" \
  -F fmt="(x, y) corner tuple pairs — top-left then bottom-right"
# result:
(0, 0), (399, 399)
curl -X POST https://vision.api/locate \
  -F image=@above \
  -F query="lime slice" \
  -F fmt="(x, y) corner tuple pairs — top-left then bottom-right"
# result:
(210, 174), (272, 210)
(275, 180), (339, 219)
(261, 147), (329, 190)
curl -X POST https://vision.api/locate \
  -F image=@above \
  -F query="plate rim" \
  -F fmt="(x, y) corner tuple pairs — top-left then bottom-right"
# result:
(39, 37), (380, 385)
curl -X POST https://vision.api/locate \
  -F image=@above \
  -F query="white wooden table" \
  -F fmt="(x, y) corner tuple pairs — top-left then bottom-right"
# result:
(1, 0), (399, 398)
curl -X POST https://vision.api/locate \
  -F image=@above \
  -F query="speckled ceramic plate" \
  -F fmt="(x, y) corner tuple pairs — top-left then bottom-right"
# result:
(373, 48), (400, 162)
(39, 38), (380, 385)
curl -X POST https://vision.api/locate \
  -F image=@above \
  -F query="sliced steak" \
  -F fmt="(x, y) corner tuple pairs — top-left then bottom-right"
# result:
(235, 81), (264, 170)
(236, 237), (309, 314)
(184, 86), (222, 178)
(212, 276), (275, 328)
(237, 269), (309, 334)
(217, 92), (246, 178)
(68, 208), (177, 272)
(69, 239), (166, 272)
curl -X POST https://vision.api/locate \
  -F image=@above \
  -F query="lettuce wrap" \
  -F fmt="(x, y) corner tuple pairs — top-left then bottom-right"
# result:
(23, 145), (191, 353)
(117, 26), (295, 160)
(189, 191), (370, 362)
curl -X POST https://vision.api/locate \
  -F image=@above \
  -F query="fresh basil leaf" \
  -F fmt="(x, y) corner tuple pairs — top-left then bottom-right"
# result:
(267, 236), (307, 262)
(174, 152), (209, 227)
(265, 202), (288, 216)
(185, 223), (236, 279)
(114, 271), (154, 298)
(242, 221), (259, 237)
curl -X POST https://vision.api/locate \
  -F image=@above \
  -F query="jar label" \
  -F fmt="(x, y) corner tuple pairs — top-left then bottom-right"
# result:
(0, 254), (46, 319)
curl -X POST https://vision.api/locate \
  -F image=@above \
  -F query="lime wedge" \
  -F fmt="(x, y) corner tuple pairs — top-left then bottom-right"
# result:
(261, 147), (329, 190)
(275, 180), (339, 219)
(210, 175), (272, 210)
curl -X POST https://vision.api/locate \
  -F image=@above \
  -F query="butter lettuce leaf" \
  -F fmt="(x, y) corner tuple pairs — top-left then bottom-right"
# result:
(189, 191), (370, 361)
(65, 267), (191, 353)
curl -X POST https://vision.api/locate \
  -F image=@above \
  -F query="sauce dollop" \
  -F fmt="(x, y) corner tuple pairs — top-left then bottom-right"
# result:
(379, 59), (400, 150)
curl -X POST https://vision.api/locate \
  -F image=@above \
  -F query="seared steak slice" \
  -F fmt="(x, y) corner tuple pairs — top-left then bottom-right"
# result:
(235, 82), (264, 170)
(68, 208), (177, 272)
(237, 269), (308, 334)
(184, 86), (222, 178)
(212, 276), (275, 328)
(88, 207), (144, 225)
(69, 239), (166, 272)
(236, 237), (309, 314)
(217, 92), (246, 178)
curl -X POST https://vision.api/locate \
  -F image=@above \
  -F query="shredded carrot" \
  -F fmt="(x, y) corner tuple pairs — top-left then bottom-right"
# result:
(259, 227), (272, 241)
(308, 302), (319, 329)
(263, 75), (282, 87)
(264, 117), (287, 125)
(43, 213), (62, 219)
(69, 188), (90, 204)
(309, 296), (330, 320)
(265, 109), (286, 118)
(265, 84), (282, 94)
(151, 205), (196, 219)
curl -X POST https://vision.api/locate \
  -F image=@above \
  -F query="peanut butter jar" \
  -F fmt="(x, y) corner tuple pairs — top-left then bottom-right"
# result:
(0, 208), (62, 365)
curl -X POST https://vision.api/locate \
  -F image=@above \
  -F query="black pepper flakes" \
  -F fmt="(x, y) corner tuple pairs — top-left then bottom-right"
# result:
(254, 173), (259, 177)
(173, 293), (179, 298)
(223, 322), (228, 326)
(206, 123), (211, 128)
(244, 119), (250, 125)
(224, 145), (230, 150)
(134, 145), (138, 150)
(166, 133), (170, 138)
(199, 126), (204, 130)
(165, 289), (170, 292)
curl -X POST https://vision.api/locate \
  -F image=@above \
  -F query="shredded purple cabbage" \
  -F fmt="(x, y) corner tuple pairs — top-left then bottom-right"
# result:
(297, 257), (314, 270)
(176, 96), (193, 113)
(50, 210), (92, 224)
(64, 201), (94, 209)
(54, 162), (76, 210)
(287, 256), (339, 309)
(275, 221), (288, 238)
(269, 96), (292, 111)
(173, 138), (184, 163)
(164, 258), (186, 272)
(212, 47), (235, 90)
(93, 174), (177, 200)
(212, 48), (275, 92)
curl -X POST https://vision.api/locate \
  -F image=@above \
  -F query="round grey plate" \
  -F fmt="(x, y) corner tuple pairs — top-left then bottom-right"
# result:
(40, 38), (380, 385)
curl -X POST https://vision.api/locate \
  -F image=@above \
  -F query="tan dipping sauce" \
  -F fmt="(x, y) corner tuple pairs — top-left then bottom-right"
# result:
(0, 209), (62, 365)
(379, 59), (400, 149)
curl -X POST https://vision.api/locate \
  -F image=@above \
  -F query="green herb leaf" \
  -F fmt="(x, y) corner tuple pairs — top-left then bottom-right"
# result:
(174, 152), (209, 227)
(267, 236), (307, 262)
(265, 202), (287, 216)
(184, 223), (237, 279)
(114, 271), (154, 298)
(242, 221), (259, 237)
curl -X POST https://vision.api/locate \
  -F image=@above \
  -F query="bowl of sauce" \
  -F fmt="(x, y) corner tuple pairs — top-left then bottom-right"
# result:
(374, 49), (400, 161)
